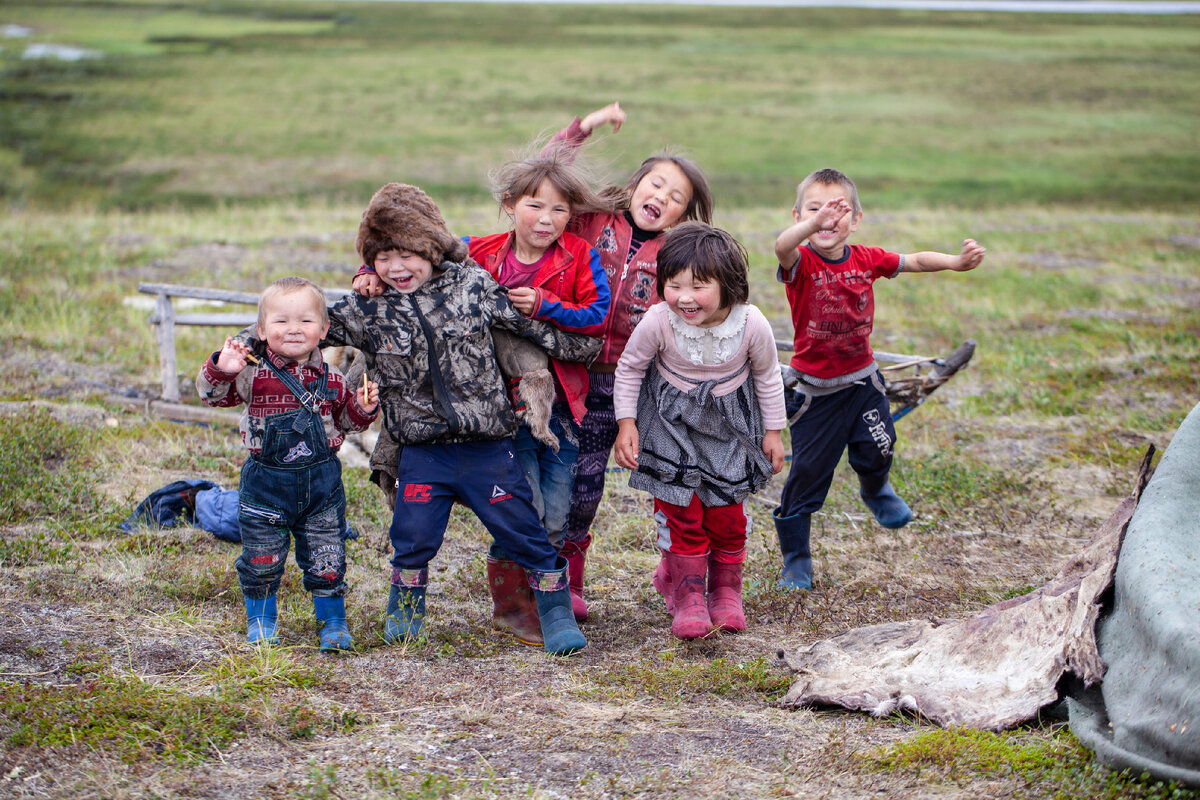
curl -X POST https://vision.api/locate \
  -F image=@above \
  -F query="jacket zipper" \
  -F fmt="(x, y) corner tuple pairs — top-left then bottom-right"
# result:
(408, 296), (462, 435)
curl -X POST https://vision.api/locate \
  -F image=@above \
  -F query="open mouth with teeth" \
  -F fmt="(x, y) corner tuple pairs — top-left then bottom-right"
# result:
(640, 203), (662, 222)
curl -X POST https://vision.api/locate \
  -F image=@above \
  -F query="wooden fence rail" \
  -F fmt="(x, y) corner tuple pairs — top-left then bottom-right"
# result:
(138, 282), (350, 401)
(137, 282), (973, 420)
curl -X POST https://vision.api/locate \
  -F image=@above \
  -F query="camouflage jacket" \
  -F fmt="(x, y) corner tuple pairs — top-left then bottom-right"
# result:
(323, 260), (601, 448)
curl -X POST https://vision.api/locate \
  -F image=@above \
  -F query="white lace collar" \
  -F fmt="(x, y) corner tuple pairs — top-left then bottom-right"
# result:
(667, 304), (750, 365)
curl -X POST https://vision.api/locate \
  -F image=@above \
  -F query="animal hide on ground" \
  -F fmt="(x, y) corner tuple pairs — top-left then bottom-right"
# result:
(490, 329), (558, 452)
(776, 451), (1153, 731)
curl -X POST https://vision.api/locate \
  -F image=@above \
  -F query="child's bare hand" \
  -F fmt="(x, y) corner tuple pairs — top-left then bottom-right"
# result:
(763, 431), (786, 474)
(216, 337), (254, 374)
(955, 239), (986, 271)
(614, 420), (639, 470)
(507, 287), (538, 316)
(815, 197), (853, 230)
(581, 102), (625, 135)
(359, 379), (379, 413)
(352, 272), (385, 297)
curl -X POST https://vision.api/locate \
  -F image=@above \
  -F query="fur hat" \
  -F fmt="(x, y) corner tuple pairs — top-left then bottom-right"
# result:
(356, 183), (468, 268)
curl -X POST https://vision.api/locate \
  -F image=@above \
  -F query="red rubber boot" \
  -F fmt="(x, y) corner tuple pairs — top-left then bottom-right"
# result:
(487, 556), (542, 646)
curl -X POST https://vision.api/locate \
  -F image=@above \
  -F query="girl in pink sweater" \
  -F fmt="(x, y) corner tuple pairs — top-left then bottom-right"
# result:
(612, 223), (786, 640)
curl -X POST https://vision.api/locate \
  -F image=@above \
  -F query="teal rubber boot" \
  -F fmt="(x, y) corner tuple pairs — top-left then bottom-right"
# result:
(859, 479), (913, 529)
(773, 508), (813, 591)
(384, 583), (427, 644)
(529, 557), (586, 656)
(533, 587), (587, 655)
(312, 595), (353, 652)
(245, 595), (278, 645)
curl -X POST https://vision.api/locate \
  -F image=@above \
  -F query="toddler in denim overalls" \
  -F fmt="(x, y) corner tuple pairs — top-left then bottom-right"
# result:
(198, 277), (378, 650)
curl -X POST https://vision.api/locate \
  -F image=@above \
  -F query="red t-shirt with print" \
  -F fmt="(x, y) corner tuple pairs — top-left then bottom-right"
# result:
(779, 243), (901, 380)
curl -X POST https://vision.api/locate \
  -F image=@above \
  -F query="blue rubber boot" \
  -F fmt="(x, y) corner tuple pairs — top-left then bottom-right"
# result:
(383, 583), (427, 644)
(244, 595), (278, 645)
(773, 508), (813, 591)
(859, 479), (913, 529)
(312, 595), (354, 652)
(529, 558), (586, 656)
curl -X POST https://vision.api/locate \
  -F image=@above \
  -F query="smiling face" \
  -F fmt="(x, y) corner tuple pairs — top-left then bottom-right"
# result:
(662, 266), (729, 329)
(629, 160), (693, 233)
(504, 178), (571, 263)
(374, 248), (434, 294)
(794, 180), (862, 259)
(257, 289), (329, 362)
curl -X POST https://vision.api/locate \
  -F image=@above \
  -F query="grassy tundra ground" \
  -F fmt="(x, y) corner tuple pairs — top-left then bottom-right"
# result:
(0, 201), (1197, 799)
(1, 1), (1199, 798)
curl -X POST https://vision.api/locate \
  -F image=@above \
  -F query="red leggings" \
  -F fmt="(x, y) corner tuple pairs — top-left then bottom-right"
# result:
(654, 495), (746, 564)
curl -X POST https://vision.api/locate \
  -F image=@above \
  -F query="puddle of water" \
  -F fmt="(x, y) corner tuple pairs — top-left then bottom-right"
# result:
(23, 43), (100, 61)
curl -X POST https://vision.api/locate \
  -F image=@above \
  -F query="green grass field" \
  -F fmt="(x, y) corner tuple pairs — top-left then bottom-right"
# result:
(2, 0), (1199, 211)
(1, 1), (1199, 798)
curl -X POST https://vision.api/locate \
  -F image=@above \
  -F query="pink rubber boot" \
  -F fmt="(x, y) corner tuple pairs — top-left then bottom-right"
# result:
(562, 542), (588, 622)
(664, 551), (712, 640)
(707, 550), (747, 633)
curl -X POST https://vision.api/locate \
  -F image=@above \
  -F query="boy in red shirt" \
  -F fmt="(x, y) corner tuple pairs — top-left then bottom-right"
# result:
(773, 168), (985, 590)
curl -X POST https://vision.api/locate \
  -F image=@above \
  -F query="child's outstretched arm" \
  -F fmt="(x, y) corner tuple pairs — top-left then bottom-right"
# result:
(493, 294), (601, 364)
(774, 197), (854, 268)
(546, 101), (625, 158)
(580, 102), (625, 136)
(902, 238), (986, 273)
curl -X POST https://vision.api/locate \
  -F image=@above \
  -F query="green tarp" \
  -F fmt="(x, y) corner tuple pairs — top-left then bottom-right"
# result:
(1069, 401), (1200, 787)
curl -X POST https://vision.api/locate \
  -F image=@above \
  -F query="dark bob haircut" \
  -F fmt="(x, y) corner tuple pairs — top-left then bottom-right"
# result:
(655, 221), (749, 310)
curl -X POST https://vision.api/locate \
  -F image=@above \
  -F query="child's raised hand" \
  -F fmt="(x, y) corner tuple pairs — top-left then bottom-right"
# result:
(955, 239), (986, 271)
(359, 376), (379, 414)
(581, 102), (625, 135)
(216, 337), (254, 374)
(815, 197), (853, 230)
(614, 418), (640, 470)
(506, 287), (538, 316)
(763, 430), (786, 474)
(352, 272), (385, 298)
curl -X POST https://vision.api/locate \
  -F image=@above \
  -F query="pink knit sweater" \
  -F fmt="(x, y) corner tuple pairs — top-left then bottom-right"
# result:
(613, 302), (786, 431)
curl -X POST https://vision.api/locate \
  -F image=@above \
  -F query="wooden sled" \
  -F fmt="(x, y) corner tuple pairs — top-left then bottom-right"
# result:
(778, 339), (976, 422)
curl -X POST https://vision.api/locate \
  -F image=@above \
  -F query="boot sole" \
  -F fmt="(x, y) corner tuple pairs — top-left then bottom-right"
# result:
(491, 622), (543, 647)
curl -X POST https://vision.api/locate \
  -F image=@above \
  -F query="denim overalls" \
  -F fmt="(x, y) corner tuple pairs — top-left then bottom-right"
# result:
(236, 360), (347, 600)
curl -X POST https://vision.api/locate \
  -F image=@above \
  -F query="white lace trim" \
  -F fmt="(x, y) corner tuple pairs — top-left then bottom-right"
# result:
(667, 304), (750, 365)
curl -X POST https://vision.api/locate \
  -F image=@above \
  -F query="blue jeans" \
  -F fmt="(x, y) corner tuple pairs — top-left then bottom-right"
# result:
(512, 403), (580, 551)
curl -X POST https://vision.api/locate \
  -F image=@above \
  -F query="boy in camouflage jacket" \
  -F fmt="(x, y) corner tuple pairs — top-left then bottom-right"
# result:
(327, 183), (599, 656)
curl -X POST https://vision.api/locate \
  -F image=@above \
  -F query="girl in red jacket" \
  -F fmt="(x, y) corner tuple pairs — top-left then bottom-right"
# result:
(549, 103), (715, 622)
(354, 152), (615, 647)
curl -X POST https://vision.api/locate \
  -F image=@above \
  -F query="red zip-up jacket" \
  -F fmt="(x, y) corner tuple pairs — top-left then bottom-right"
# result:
(467, 230), (609, 424)
(567, 211), (664, 369)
